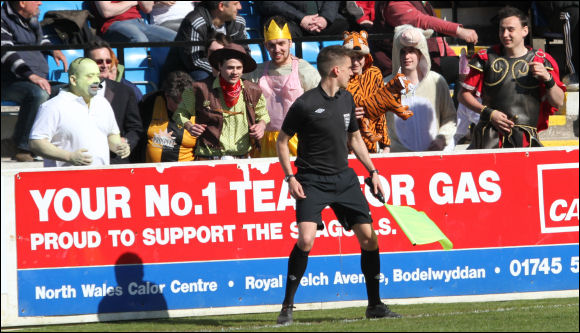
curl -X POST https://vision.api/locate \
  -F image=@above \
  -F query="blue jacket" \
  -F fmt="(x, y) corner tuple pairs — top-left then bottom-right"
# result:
(1, 2), (50, 83)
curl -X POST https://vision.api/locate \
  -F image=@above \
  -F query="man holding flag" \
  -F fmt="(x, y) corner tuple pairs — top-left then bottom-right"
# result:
(275, 45), (401, 325)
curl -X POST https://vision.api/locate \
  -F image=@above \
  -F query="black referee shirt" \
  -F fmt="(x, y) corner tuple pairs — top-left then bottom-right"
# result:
(281, 85), (359, 175)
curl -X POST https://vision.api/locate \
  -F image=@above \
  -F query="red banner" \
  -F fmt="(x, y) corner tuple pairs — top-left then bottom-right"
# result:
(15, 149), (579, 269)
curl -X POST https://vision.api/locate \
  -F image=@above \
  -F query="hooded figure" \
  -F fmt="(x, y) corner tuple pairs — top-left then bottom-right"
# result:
(343, 30), (389, 153)
(385, 24), (457, 152)
(343, 30), (415, 153)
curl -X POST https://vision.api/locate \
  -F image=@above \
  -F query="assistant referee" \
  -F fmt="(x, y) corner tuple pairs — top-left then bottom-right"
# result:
(275, 45), (401, 325)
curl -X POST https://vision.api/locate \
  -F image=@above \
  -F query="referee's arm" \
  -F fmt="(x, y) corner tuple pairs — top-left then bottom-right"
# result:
(277, 130), (306, 199)
(276, 131), (293, 176)
(348, 130), (385, 198)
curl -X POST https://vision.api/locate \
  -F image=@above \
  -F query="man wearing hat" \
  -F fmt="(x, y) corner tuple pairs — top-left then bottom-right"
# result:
(173, 43), (269, 160)
(343, 30), (414, 154)
(245, 16), (320, 157)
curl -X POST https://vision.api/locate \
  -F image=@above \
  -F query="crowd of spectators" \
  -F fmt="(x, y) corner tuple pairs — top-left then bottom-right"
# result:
(1, 1), (576, 165)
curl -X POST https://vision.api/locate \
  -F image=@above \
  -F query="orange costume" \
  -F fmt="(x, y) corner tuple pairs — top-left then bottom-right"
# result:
(343, 31), (413, 152)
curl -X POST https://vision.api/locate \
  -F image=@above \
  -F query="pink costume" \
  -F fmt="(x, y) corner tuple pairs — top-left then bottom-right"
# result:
(256, 56), (303, 157)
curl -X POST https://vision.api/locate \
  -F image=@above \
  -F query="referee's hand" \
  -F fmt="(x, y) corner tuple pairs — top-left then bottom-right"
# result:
(288, 177), (306, 199)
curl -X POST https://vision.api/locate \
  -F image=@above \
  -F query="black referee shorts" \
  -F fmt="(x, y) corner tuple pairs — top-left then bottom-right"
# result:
(295, 168), (372, 231)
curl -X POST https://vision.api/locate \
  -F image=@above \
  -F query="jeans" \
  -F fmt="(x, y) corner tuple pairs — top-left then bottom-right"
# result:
(104, 18), (177, 43)
(1, 81), (62, 151)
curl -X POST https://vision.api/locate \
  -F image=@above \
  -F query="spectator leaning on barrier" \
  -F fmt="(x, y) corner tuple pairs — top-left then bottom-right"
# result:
(85, 39), (144, 164)
(161, 1), (246, 83)
(1, 0), (68, 162)
(458, 6), (565, 149)
(256, 1), (350, 38)
(137, 71), (196, 163)
(244, 15), (321, 158)
(87, 1), (177, 43)
(173, 42), (270, 160)
(29, 58), (129, 167)
(384, 24), (457, 152)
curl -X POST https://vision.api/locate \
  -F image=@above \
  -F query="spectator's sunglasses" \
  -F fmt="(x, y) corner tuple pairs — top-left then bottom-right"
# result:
(95, 59), (112, 65)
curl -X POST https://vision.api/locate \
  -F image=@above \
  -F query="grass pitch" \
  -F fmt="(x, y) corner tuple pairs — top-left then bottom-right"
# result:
(12, 297), (579, 332)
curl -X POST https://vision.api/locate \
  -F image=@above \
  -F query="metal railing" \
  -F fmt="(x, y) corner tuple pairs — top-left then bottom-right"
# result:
(1, 33), (395, 63)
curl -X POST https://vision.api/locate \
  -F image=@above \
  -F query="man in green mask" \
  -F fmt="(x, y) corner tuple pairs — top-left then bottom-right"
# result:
(29, 58), (130, 167)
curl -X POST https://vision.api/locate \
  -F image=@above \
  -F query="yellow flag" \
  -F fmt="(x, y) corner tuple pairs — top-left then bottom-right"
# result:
(385, 204), (453, 250)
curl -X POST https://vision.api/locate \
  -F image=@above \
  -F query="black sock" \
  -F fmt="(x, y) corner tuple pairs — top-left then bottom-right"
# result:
(361, 248), (381, 306)
(282, 243), (310, 305)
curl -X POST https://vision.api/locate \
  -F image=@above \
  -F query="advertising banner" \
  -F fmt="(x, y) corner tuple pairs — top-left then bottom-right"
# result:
(11, 149), (579, 317)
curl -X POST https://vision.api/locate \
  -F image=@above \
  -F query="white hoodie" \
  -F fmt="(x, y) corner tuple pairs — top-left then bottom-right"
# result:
(385, 24), (457, 152)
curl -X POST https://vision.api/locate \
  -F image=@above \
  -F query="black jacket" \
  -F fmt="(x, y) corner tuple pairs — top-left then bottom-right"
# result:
(102, 79), (144, 164)
(160, 5), (247, 83)
(256, 1), (343, 25)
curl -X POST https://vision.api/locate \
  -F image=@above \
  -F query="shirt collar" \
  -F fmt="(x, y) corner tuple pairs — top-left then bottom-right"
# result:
(60, 89), (92, 107)
(317, 84), (343, 100)
(97, 80), (107, 96)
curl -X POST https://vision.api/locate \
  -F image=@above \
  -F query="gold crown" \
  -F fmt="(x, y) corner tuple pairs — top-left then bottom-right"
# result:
(264, 20), (292, 42)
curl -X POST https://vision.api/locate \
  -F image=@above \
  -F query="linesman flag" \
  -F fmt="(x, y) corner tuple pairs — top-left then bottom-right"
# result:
(385, 204), (453, 250)
(365, 177), (453, 250)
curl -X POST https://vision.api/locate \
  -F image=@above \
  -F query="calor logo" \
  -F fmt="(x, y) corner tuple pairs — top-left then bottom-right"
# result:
(537, 163), (579, 233)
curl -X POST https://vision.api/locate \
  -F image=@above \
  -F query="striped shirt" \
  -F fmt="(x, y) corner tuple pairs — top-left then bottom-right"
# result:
(1, 2), (51, 82)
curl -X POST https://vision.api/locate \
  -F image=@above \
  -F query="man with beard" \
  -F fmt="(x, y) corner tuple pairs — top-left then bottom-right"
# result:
(29, 58), (129, 167)
(244, 16), (320, 157)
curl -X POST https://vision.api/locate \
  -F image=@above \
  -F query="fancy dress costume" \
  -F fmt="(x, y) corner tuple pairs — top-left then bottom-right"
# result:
(462, 46), (565, 148)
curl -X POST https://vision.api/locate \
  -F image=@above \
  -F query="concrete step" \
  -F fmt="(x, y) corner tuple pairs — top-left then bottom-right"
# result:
(539, 91), (579, 146)
(539, 114), (579, 141)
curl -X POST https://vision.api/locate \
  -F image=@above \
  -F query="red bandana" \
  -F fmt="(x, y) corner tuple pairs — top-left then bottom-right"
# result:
(219, 76), (242, 108)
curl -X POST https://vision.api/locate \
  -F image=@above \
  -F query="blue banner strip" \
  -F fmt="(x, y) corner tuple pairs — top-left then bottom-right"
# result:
(17, 244), (579, 316)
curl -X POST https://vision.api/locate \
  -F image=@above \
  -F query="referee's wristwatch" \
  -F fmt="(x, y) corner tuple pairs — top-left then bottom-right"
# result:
(284, 174), (295, 182)
(369, 169), (379, 176)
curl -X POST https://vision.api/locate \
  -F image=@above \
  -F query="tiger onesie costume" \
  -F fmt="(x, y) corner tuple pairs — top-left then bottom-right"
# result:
(343, 31), (413, 152)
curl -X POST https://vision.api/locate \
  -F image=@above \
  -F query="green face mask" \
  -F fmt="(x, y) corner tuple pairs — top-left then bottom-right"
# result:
(70, 59), (101, 101)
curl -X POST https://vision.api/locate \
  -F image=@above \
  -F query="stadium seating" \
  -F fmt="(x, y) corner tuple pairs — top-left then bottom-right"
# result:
(122, 48), (154, 95)
(322, 40), (343, 47)
(149, 47), (170, 87)
(302, 42), (320, 67)
(47, 49), (84, 82)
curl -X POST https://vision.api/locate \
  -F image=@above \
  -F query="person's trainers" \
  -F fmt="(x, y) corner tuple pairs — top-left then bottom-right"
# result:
(276, 304), (294, 325)
(366, 303), (401, 319)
